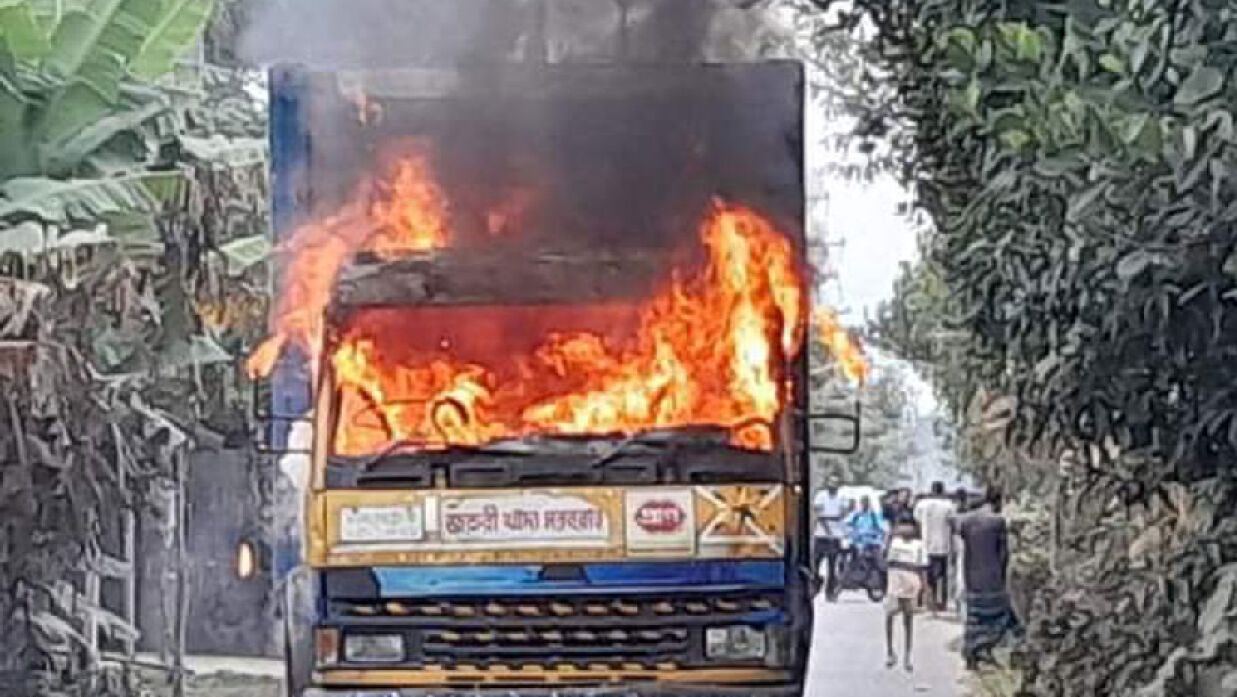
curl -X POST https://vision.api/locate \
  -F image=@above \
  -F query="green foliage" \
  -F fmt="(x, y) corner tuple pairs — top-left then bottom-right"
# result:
(0, 0), (214, 179)
(846, 367), (915, 487)
(0, 171), (177, 221)
(817, 0), (1237, 693)
(129, 0), (214, 80)
(0, 1), (51, 61)
(0, 3), (271, 695)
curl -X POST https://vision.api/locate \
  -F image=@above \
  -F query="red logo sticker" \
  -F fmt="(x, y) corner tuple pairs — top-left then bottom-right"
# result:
(635, 500), (686, 533)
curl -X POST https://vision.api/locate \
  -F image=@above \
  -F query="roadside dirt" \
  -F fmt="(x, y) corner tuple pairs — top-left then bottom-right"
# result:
(136, 666), (281, 697)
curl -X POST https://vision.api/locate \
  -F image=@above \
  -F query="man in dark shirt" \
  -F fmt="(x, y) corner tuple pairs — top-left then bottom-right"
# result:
(955, 487), (1021, 669)
(882, 488), (915, 530)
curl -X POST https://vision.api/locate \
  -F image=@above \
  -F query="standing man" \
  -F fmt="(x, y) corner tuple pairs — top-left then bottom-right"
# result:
(812, 476), (850, 600)
(951, 487), (970, 615)
(914, 481), (957, 613)
(956, 487), (1021, 670)
(883, 488), (916, 531)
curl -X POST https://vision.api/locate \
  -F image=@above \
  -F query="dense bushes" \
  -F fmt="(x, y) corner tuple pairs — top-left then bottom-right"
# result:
(825, 0), (1237, 694)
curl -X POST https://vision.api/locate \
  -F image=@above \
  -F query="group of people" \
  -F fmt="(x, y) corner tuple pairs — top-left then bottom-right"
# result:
(812, 477), (1022, 672)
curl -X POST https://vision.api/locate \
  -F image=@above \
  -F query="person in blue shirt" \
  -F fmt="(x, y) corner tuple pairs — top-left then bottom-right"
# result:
(847, 496), (888, 550)
(836, 496), (887, 592)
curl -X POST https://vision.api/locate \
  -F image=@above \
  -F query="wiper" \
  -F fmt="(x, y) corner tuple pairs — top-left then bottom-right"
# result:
(586, 422), (765, 470)
(354, 423), (770, 472)
(357, 438), (540, 473)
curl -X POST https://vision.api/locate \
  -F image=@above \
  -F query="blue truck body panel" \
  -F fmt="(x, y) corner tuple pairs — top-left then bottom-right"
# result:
(269, 67), (313, 580)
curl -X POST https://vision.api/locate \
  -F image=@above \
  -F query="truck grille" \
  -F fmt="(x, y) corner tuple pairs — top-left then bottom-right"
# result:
(329, 591), (783, 669)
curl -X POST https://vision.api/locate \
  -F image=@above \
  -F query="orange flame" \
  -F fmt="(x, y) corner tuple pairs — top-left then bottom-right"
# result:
(328, 201), (805, 455)
(486, 187), (534, 236)
(245, 149), (448, 378)
(815, 308), (869, 385)
(368, 156), (450, 257)
(248, 143), (810, 453)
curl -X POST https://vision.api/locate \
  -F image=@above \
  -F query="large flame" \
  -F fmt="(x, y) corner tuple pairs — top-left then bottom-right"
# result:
(247, 143), (818, 454)
(330, 202), (805, 455)
(245, 150), (448, 377)
(815, 308), (869, 385)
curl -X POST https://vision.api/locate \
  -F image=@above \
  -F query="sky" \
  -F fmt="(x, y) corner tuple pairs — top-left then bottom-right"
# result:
(825, 174), (919, 322)
(761, 1), (921, 323)
(805, 115), (937, 416)
(792, 32), (935, 415)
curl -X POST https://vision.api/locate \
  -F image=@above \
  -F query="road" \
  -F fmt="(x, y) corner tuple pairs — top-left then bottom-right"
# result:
(806, 591), (967, 697)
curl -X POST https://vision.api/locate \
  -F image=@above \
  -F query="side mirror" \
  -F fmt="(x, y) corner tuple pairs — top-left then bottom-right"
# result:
(251, 369), (314, 456)
(808, 401), (861, 455)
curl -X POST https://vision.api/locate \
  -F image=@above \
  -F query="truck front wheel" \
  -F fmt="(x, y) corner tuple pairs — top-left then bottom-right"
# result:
(283, 571), (315, 697)
(284, 611), (314, 696)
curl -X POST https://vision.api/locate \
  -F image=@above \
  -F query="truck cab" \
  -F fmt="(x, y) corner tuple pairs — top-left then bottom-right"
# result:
(261, 60), (845, 697)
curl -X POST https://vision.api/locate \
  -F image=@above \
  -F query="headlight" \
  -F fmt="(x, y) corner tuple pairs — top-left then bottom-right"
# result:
(343, 633), (405, 663)
(705, 625), (767, 661)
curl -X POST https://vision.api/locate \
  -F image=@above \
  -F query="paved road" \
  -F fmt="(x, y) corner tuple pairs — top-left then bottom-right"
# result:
(805, 592), (967, 697)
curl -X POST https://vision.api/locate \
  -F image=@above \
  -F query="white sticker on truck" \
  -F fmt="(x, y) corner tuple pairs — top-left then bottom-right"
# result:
(625, 489), (695, 555)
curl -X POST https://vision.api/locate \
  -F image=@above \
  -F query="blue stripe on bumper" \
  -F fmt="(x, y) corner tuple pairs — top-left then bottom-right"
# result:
(371, 560), (785, 596)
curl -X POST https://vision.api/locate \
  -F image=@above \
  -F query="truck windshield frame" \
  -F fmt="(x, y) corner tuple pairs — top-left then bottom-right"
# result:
(317, 360), (799, 490)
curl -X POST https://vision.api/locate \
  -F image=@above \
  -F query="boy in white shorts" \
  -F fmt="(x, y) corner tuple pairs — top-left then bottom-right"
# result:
(885, 520), (927, 672)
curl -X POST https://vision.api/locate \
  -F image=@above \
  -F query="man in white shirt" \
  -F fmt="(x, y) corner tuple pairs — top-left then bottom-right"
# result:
(913, 481), (957, 612)
(813, 476), (851, 600)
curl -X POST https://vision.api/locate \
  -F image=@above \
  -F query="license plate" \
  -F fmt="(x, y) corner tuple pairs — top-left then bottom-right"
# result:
(339, 505), (424, 543)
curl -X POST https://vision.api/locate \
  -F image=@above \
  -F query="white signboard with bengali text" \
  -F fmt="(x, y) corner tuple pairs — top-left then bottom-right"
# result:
(339, 504), (425, 543)
(439, 492), (609, 545)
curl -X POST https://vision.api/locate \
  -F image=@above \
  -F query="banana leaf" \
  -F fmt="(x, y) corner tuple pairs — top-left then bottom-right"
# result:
(0, 71), (35, 177)
(26, 0), (89, 36)
(129, 0), (214, 80)
(37, 0), (203, 152)
(43, 0), (155, 97)
(0, 219), (44, 253)
(0, 0), (52, 62)
(180, 133), (267, 168)
(40, 93), (168, 174)
(216, 233), (271, 275)
(32, 78), (114, 156)
(0, 171), (184, 222)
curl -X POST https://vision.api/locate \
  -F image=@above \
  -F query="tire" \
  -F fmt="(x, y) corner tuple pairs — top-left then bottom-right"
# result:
(865, 568), (888, 603)
(283, 614), (304, 697)
(283, 572), (315, 697)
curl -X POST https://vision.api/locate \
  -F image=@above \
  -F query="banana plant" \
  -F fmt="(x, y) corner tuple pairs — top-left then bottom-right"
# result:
(0, 0), (214, 215)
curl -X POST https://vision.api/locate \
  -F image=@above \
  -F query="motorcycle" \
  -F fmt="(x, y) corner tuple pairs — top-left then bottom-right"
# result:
(830, 540), (887, 602)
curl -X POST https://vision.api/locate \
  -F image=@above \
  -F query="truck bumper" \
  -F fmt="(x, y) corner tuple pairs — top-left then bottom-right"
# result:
(302, 686), (801, 697)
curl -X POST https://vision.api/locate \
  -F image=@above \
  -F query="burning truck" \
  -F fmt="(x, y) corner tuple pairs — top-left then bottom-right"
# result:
(253, 60), (861, 697)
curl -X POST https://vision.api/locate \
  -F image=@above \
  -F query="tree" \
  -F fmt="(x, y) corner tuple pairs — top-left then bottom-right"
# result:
(0, 2), (270, 694)
(817, 0), (1237, 694)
